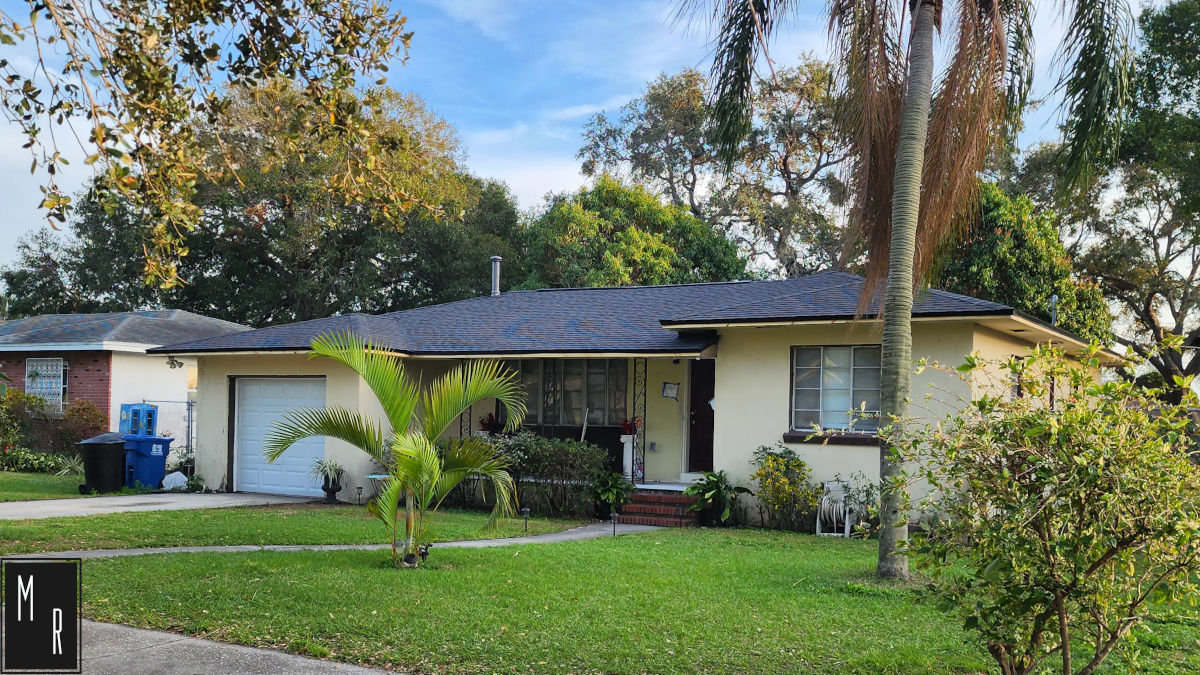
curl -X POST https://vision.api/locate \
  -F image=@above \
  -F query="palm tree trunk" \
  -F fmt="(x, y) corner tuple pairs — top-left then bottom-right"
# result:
(877, 0), (937, 581)
(404, 488), (416, 557)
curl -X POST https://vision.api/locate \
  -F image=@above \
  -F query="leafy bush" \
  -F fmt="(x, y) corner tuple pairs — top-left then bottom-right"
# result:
(0, 392), (108, 454)
(0, 447), (77, 474)
(894, 345), (1200, 675)
(591, 470), (634, 517)
(749, 443), (821, 532)
(684, 470), (751, 526)
(50, 399), (109, 454)
(468, 431), (609, 517)
(0, 390), (46, 449)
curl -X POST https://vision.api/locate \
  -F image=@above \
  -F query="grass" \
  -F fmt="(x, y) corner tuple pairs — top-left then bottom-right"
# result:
(0, 503), (580, 556)
(0, 471), (86, 501)
(76, 529), (1200, 674)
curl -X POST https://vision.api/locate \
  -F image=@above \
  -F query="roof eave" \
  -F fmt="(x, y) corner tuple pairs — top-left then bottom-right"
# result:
(0, 341), (158, 353)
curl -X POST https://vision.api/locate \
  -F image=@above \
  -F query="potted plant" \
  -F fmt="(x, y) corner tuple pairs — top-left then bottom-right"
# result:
(591, 470), (634, 519)
(310, 458), (345, 504)
(684, 470), (751, 526)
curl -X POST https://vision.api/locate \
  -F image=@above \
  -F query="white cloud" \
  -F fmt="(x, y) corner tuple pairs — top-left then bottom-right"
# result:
(420, 0), (526, 42)
(466, 152), (585, 209)
(543, 94), (632, 122)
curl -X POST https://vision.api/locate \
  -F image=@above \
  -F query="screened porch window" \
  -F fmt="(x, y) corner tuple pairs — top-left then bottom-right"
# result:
(505, 359), (628, 426)
(791, 346), (881, 433)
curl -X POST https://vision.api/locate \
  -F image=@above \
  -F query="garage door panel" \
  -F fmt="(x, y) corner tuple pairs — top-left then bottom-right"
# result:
(235, 378), (326, 496)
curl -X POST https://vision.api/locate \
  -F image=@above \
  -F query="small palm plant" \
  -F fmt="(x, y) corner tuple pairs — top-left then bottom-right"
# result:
(264, 331), (526, 567)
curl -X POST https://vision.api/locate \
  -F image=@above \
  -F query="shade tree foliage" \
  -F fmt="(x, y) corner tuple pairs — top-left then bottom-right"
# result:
(1, 88), (524, 326)
(0, 0), (417, 286)
(579, 59), (853, 277)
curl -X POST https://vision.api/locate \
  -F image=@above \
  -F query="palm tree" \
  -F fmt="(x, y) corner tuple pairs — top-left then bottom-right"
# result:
(682, 0), (1134, 579)
(263, 331), (527, 567)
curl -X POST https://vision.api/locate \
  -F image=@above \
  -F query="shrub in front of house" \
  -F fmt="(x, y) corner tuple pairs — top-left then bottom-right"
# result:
(447, 431), (608, 517)
(749, 442), (822, 532)
(894, 344), (1200, 675)
(0, 446), (78, 474)
(0, 390), (45, 450)
(49, 399), (108, 454)
(0, 392), (107, 455)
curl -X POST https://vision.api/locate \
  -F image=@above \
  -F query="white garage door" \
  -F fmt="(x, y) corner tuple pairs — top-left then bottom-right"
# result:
(235, 378), (326, 496)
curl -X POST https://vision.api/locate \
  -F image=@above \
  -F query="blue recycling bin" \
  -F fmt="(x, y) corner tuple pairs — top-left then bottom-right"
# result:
(122, 434), (172, 489)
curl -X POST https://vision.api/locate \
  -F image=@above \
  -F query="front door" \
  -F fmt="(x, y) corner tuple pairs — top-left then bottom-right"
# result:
(687, 359), (715, 473)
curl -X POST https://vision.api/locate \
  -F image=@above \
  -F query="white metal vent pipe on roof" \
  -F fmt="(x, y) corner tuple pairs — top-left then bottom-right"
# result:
(490, 255), (502, 297)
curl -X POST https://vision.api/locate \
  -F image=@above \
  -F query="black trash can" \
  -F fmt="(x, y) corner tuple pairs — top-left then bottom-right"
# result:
(77, 432), (128, 494)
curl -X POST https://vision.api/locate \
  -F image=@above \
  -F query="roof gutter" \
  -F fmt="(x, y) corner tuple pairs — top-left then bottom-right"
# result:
(0, 341), (159, 353)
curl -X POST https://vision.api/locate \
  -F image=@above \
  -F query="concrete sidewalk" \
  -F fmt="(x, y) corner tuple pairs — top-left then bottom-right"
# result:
(0, 493), (310, 520)
(80, 620), (387, 674)
(24, 522), (663, 559)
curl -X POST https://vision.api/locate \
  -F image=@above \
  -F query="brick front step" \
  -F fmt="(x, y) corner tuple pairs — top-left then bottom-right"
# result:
(631, 491), (697, 506)
(618, 513), (696, 527)
(622, 502), (689, 516)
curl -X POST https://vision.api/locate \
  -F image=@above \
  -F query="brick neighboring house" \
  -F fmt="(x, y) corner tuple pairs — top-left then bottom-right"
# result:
(0, 311), (248, 437)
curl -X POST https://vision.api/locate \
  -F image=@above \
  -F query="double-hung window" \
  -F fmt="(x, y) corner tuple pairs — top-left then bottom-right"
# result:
(25, 357), (67, 413)
(791, 346), (881, 433)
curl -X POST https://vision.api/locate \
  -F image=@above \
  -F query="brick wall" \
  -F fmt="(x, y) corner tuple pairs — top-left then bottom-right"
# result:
(0, 350), (113, 420)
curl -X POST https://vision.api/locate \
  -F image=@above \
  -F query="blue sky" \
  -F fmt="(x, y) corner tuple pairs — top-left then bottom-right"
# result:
(0, 0), (1074, 268)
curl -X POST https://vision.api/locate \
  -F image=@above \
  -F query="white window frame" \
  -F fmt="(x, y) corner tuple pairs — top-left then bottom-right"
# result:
(25, 357), (67, 413)
(790, 345), (881, 433)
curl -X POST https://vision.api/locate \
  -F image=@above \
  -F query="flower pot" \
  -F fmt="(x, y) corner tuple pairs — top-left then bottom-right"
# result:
(321, 477), (342, 504)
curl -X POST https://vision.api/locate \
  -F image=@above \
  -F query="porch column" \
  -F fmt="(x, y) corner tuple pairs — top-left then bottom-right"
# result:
(632, 357), (647, 483)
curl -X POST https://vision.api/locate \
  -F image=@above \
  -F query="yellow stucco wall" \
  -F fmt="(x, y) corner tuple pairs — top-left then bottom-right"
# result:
(709, 321), (976, 489)
(194, 321), (1042, 498)
(644, 358), (687, 481)
(194, 353), (377, 497)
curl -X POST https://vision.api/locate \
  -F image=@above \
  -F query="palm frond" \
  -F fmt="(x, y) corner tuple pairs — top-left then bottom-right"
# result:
(437, 437), (518, 527)
(1054, 0), (1134, 191)
(1000, 0), (1034, 141)
(916, 0), (1008, 286)
(263, 405), (387, 465)
(828, 0), (904, 307)
(310, 331), (421, 436)
(420, 360), (526, 441)
(675, 0), (800, 163)
(367, 473), (403, 535)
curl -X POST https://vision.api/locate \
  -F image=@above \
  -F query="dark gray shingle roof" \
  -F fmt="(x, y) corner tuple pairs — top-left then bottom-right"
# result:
(151, 272), (1017, 356)
(0, 310), (249, 350)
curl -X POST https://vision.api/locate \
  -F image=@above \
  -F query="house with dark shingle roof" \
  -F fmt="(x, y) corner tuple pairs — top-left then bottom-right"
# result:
(0, 310), (248, 438)
(153, 270), (1116, 506)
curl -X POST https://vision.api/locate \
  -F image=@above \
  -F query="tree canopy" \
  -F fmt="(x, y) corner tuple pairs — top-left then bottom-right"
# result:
(522, 176), (746, 288)
(1, 88), (523, 326)
(578, 59), (852, 277)
(935, 183), (1111, 344)
(0, 0), (416, 286)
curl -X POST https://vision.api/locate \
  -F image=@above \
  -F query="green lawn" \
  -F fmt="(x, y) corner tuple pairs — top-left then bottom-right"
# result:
(78, 529), (1200, 674)
(0, 471), (85, 501)
(0, 504), (579, 556)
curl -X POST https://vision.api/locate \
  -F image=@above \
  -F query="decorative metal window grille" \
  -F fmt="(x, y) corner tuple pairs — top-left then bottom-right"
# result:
(25, 357), (66, 412)
(791, 346), (881, 432)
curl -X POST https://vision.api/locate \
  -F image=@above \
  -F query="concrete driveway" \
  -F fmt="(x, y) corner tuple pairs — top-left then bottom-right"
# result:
(0, 493), (310, 520)
(80, 620), (387, 674)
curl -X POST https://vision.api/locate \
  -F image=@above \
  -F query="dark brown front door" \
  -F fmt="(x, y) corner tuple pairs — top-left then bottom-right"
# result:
(687, 359), (715, 473)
